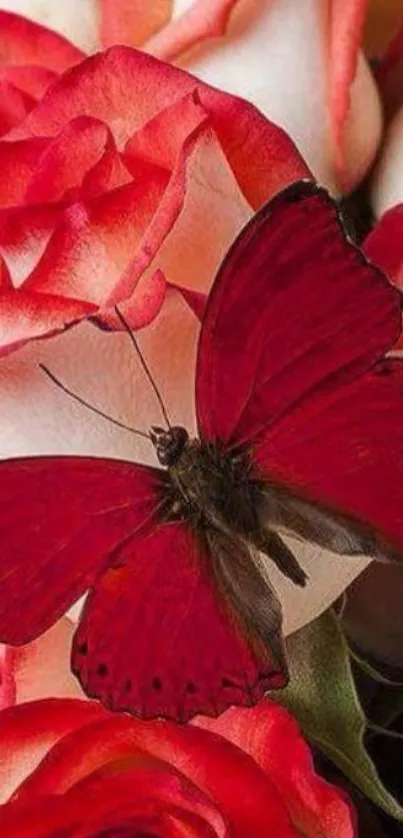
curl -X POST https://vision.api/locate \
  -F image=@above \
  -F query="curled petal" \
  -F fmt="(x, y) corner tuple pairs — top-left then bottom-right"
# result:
(98, 0), (173, 49)
(22, 116), (129, 205)
(11, 46), (308, 207)
(0, 139), (50, 207)
(0, 10), (83, 71)
(0, 65), (57, 101)
(0, 765), (229, 837)
(0, 699), (105, 804)
(11, 712), (296, 835)
(0, 289), (97, 356)
(144, 0), (240, 62)
(0, 79), (35, 137)
(196, 701), (356, 838)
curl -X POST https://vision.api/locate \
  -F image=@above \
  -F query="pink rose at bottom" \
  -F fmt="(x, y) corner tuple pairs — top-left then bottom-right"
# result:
(0, 696), (355, 837)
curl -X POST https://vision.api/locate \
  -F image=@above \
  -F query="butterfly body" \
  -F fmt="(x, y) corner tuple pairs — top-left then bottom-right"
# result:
(1, 180), (403, 722)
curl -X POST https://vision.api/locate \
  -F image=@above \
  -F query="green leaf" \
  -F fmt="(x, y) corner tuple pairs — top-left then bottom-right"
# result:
(275, 610), (403, 822)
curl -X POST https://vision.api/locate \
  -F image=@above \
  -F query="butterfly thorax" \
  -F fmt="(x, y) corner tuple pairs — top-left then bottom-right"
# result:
(152, 427), (262, 535)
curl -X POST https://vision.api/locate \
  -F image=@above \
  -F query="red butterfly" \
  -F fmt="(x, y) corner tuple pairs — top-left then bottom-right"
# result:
(0, 181), (402, 723)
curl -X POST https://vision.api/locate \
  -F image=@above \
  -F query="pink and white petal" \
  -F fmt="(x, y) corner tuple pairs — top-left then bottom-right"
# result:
(0, 646), (16, 710)
(0, 79), (35, 137)
(132, 125), (252, 295)
(95, 269), (167, 330)
(23, 116), (123, 205)
(13, 618), (85, 705)
(10, 46), (307, 205)
(98, 0), (173, 49)
(0, 289), (97, 356)
(0, 10), (84, 70)
(0, 203), (63, 287)
(0, 698), (106, 804)
(196, 701), (356, 838)
(23, 174), (171, 306)
(0, 139), (50, 208)
(371, 106), (403, 216)
(172, 0), (381, 194)
(144, 0), (239, 61)
(123, 91), (251, 294)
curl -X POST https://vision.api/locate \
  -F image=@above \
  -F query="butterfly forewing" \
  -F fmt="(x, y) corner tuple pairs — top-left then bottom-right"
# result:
(0, 457), (165, 643)
(196, 180), (401, 448)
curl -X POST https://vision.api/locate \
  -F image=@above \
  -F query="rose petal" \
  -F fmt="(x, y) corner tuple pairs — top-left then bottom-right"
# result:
(0, 698), (105, 803)
(124, 90), (252, 294)
(371, 106), (403, 215)
(0, 646), (16, 711)
(0, 289), (97, 356)
(0, 10), (83, 70)
(172, 0), (381, 194)
(0, 203), (62, 287)
(328, 0), (369, 188)
(0, 138), (49, 207)
(195, 701), (356, 838)
(94, 269), (167, 330)
(0, 65), (57, 100)
(12, 712), (297, 836)
(98, 0), (173, 48)
(0, 79), (34, 136)
(144, 0), (239, 62)
(1, 763), (229, 837)
(22, 116), (126, 204)
(10, 46), (307, 207)
(13, 618), (85, 705)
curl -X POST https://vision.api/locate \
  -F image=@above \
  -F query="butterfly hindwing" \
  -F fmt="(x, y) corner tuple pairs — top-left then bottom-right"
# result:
(72, 518), (286, 722)
(0, 456), (165, 643)
(256, 359), (403, 558)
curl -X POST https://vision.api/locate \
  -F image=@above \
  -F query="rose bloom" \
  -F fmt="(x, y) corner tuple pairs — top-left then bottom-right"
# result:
(0, 680), (355, 836)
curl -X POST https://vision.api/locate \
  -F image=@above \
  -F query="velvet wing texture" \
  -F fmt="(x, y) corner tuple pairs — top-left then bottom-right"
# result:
(196, 180), (403, 560)
(0, 456), (166, 644)
(73, 520), (286, 722)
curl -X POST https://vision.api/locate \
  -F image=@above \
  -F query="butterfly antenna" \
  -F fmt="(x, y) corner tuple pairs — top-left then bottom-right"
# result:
(114, 305), (172, 430)
(39, 364), (151, 441)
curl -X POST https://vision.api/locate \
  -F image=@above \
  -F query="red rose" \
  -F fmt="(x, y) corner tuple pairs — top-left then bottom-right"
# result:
(0, 11), (307, 356)
(0, 697), (355, 837)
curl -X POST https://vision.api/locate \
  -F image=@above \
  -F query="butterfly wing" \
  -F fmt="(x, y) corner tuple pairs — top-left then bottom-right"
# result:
(196, 180), (401, 447)
(196, 180), (403, 558)
(255, 359), (403, 557)
(72, 518), (286, 722)
(0, 456), (166, 643)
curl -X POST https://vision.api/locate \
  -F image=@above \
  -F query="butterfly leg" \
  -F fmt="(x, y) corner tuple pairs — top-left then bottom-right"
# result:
(251, 530), (308, 587)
